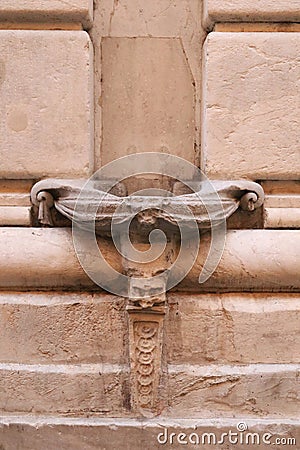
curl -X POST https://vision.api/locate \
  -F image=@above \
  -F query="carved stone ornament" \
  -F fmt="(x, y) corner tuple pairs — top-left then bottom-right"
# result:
(31, 178), (264, 232)
(30, 177), (264, 416)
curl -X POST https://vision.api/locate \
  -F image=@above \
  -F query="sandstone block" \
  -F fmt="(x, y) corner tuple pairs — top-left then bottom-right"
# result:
(167, 294), (300, 364)
(168, 365), (300, 418)
(0, 364), (127, 415)
(0, 1), (93, 28)
(0, 31), (93, 178)
(202, 32), (300, 180)
(100, 38), (195, 166)
(0, 293), (127, 365)
(204, 0), (300, 29)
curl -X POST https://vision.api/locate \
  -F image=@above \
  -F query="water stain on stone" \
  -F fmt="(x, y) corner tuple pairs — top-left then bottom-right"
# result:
(7, 107), (28, 132)
(0, 60), (6, 86)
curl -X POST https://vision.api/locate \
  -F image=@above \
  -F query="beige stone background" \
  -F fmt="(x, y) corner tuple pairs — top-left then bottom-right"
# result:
(0, 1), (299, 449)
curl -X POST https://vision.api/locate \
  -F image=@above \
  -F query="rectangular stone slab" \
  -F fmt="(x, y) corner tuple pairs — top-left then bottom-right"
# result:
(0, 0), (93, 28)
(0, 364), (127, 415)
(100, 37), (195, 167)
(204, 0), (300, 29)
(167, 293), (300, 365)
(202, 32), (300, 180)
(0, 293), (127, 365)
(0, 31), (93, 178)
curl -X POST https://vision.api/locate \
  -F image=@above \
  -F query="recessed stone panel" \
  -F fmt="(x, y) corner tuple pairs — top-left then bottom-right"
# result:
(0, 31), (93, 178)
(202, 32), (300, 180)
(101, 37), (195, 165)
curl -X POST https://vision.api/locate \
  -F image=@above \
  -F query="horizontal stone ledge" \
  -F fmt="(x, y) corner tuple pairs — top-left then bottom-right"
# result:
(264, 208), (300, 229)
(1, 415), (299, 428)
(0, 1), (93, 29)
(1, 418), (299, 450)
(203, 0), (300, 29)
(0, 362), (128, 374)
(0, 228), (299, 291)
(0, 206), (31, 226)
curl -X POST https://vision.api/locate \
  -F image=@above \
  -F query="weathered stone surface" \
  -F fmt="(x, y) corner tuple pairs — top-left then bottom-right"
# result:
(182, 229), (300, 292)
(167, 294), (300, 364)
(0, 417), (299, 450)
(202, 32), (300, 180)
(0, 228), (117, 289)
(0, 293), (127, 364)
(204, 0), (300, 29)
(0, 364), (128, 415)
(0, 228), (299, 291)
(100, 37), (195, 166)
(0, 0), (93, 28)
(168, 364), (300, 418)
(0, 31), (93, 179)
(0, 207), (31, 226)
(264, 208), (300, 229)
(91, 0), (205, 167)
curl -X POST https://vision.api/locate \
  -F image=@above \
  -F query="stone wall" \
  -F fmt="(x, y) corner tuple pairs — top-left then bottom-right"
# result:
(0, 1), (299, 449)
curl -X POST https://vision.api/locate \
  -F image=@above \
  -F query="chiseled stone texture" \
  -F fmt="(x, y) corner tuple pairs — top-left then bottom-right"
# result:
(167, 294), (300, 364)
(0, 0), (93, 28)
(202, 32), (300, 180)
(204, 0), (300, 29)
(0, 365), (128, 415)
(168, 365), (300, 418)
(0, 293), (127, 365)
(0, 31), (93, 179)
(91, 0), (204, 167)
(101, 37), (195, 165)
